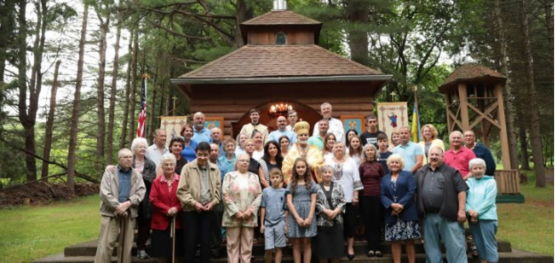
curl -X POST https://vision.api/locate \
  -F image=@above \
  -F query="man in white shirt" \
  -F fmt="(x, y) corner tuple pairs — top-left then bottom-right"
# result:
(145, 129), (169, 168)
(286, 110), (298, 131)
(312, 102), (344, 143)
(239, 108), (269, 142)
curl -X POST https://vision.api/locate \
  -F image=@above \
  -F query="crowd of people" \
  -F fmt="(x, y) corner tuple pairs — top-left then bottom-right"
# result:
(94, 102), (500, 263)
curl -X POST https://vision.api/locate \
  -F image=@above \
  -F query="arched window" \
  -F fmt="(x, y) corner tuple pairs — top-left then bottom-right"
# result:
(276, 32), (287, 45)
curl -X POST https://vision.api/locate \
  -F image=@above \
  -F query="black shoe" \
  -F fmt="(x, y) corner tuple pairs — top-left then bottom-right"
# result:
(367, 250), (375, 257)
(347, 254), (355, 260)
(375, 251), (383, 258)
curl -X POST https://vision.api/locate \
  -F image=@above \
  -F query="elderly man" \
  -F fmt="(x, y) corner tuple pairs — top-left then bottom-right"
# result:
(192, 112), (211, 144)
(391, 126), (423, 173)
(464, 130), (496, 176)
(415, 147), (468, 263)
(312, 102), (344, 143)
(210, 127), (225, 157)
(307, 118), (329, 150)
(240, 108), (269, 142)
(268, 116), (296, 144)
(360, 114), (386, 147)
(286, 110), (298, 131)
(177, 142), (221, 263)
(145, 129), (168, 169)
(95, 149), (146, 263)
(445, 131), (476, 178)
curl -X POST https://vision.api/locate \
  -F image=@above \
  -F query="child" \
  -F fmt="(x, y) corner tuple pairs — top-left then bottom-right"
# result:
(260, 168), (288, 263)
(286, 158), (319, 263)
(377, 133), (392, 175)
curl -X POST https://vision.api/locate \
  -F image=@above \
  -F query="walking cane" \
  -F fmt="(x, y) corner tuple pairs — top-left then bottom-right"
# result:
(171, 216), (176, 263)
(117, 215), (127, 263)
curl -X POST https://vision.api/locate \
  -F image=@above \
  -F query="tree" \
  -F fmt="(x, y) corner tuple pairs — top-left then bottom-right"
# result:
(41, 59), (61, 180)
(67, 3), (89, 193)
(107, 4), (122, 164)
(519, 0), (546, 187)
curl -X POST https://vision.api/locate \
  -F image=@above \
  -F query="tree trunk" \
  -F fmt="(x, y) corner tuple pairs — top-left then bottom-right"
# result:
(16, 0), (38, 182)
(95, 8), (110, 171)
(520, 0), (545, 187)
(128, 30), (139, 144)
(234, 0), (253, 47)
(147, 63), (159, 143)
(67, 3), (89, 193)
(41, 60), (61, 180)
(345, 0), (370, 65)
(494, 0), (519, 169)
(519, 126), (530, 170)
(119, 28), (134, 149)
(107, 8), (122, 164)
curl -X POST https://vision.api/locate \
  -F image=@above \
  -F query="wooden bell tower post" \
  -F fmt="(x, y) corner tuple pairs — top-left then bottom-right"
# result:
(439, 63), (511, 169)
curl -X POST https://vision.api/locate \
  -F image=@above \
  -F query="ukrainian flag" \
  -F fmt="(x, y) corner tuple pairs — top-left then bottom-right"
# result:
(411, 100), (421, 142)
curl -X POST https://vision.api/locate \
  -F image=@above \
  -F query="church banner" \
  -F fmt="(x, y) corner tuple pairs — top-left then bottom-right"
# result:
(160, 116), (189, 148)
(376, 102), (409, 140)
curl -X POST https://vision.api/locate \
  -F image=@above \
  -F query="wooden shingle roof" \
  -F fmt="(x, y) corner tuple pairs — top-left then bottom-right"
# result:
(242, 10), (321, 25)
(176, 45), (385, 81)
(439, 63), (506, 93)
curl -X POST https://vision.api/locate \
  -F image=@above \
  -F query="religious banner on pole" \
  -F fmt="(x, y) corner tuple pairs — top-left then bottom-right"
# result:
(377, 102), (409, 141)
(160, 116), (189, 148)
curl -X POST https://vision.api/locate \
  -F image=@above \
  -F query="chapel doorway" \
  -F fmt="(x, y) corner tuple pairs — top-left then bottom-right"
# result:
(232, 101), (322, 138)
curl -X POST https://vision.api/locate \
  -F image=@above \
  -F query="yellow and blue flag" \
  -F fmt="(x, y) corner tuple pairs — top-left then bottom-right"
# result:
(411, 100), (421, 142)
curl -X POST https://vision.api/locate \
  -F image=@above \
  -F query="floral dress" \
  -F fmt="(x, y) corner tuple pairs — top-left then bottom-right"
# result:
(286, 182), (320, 238)
(222, 171), (262, 227)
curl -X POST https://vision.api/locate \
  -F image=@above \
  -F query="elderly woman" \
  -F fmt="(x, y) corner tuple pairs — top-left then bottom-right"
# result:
(222, 153), (263, 263)
(380, 154), (420, 263)
(235, 133), (248, 156)
(282, 121), (324, 184)
(130, 137), (157, 259)
(359, 143), (385, 257)
(418, 124), (445, 165)
(466, 158), (499, 263)
(325, 142), (363, 259)
(315, 165), (346, 263)
(279, 135), (290, 158)
(177, 142), (221, 263)
(218, 138), (237, 179)
(149, 153), (183, 261)
(180, 124), (198, 162)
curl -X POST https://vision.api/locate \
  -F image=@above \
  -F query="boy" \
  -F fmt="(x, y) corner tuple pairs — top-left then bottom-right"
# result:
(377, 133), (392, 175)
(260, 168), (288, 263)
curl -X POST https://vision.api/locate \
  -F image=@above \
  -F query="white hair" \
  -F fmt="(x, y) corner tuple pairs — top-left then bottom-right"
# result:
(160, 153), (177, 165)
(118, 148), (132, 158)
(469, 158), (486, 170)
(130, 137), (149, 153)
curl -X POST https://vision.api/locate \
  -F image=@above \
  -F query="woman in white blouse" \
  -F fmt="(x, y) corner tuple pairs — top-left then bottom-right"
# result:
(325, 142), (363, 259)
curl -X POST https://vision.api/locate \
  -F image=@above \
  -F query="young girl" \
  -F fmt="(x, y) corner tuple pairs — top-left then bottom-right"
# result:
(347, 135), (363, 167)
(322, 133), (336, 162)
(286, 158), (319, 263)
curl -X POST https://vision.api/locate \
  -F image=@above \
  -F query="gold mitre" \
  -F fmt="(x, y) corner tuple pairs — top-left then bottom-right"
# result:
(294, 121), (310, 134)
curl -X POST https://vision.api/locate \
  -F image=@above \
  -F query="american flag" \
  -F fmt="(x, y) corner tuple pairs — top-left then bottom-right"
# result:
(136, 73), (148, 138)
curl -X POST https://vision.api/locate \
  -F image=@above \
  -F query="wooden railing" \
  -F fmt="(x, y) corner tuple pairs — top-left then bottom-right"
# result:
(494, 169), (520, 194)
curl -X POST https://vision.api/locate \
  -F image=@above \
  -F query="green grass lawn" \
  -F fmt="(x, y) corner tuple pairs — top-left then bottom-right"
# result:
(0, 179), (553, 262)
(0, 195), (100, 263)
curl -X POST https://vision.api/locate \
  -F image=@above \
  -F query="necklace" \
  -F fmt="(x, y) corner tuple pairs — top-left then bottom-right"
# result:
(298, 144), (308, 158)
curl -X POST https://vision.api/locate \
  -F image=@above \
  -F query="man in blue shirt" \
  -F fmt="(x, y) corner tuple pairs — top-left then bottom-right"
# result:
(210, 127), (226, 157)
(392, 126), (423, 174)
(192, 112), (211, 144)
(268, 116), (296, 144)
(463, 130), (496, 176)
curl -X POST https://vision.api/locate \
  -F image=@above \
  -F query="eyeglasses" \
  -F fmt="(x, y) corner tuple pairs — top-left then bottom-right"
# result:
(238, 159), (250, 163)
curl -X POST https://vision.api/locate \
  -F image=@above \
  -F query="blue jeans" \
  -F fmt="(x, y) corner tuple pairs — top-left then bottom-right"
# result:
(470, 220), (498, 263)
(423, 213), (468, 263)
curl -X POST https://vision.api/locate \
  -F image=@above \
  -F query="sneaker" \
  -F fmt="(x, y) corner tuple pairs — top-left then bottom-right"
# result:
(137, 249), (149, 259)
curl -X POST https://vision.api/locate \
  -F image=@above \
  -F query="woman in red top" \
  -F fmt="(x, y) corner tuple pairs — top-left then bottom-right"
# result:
(358, 143), (385, 258)
(150, 153), (183, 260)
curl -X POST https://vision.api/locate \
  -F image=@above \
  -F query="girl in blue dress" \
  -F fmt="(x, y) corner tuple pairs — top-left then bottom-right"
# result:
(286, 158), (319, 263)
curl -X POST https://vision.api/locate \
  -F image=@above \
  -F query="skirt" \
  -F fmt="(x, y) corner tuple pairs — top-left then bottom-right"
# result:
(150, 227), (184, 258)
(384, 220), (421, 242)
(316, 224), (345, 259)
